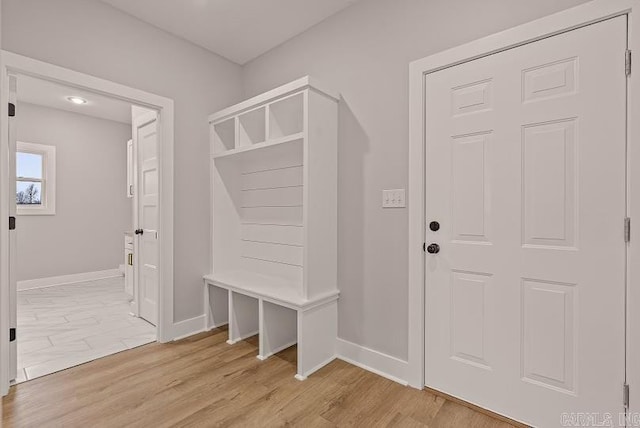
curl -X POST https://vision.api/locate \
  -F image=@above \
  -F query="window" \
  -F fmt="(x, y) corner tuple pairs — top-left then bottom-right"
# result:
(16, 141), (56, 215)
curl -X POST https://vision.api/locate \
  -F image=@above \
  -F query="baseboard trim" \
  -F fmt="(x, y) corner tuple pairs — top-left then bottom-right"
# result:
(172, 315), (207, 341)
(336, 338), (409, 386)
(17, 268), (123, 291)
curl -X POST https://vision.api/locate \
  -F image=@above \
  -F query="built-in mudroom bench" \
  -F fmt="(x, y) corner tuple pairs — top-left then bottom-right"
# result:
(203, 76), (339, 381)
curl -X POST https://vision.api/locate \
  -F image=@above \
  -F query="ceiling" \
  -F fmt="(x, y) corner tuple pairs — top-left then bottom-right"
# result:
(99, 0), (361, 65)
(17, 75), (133, 124)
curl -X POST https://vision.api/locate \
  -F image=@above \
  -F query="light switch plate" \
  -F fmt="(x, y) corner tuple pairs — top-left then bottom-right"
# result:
(382, 189), (406, 208)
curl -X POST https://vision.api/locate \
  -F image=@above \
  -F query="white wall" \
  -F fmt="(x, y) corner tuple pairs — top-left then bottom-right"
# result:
(2, 0), (596, 356)
(1, 0), (243, 321)
(16, 103), (131, 281)
(242, 0), (591, 360)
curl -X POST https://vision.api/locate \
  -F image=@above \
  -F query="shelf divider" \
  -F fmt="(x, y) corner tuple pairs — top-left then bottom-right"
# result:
(213, 132), (304, 159)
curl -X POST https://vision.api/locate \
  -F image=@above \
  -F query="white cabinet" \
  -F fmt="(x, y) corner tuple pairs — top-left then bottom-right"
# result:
(204, 76), (339, 380)
(124, 233), (134, 298)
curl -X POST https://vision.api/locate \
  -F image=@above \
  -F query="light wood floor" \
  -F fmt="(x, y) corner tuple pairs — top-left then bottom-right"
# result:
(2, 327), (524, 427)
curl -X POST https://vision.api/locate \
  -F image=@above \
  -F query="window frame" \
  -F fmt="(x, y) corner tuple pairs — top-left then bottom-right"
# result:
(16, 141), (56, 216)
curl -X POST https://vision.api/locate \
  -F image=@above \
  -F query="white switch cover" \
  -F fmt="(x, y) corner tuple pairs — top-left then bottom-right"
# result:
(382, 189), (406, 208)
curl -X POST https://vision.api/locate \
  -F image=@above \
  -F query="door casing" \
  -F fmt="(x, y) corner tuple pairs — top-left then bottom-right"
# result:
(0, 51), (176, 396)
(408, 0), (640, 413)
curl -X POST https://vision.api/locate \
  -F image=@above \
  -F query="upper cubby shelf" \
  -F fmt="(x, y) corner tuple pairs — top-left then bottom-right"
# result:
(238, 107), (266, 147)
(212, 117), (235, 153)
(213, 133), (304, 160)
(269, 93), (303, 139)
(209, 76), (340, 157)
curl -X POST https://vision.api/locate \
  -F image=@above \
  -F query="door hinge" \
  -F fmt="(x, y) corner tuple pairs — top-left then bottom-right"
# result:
(626, 50), (632, 76)
(8, 103), (15, 117)
(9, 328), (16, 342)
(624, 383), (630, 409)
(9, 216), (15, 231)
(625, 217), (631, 243)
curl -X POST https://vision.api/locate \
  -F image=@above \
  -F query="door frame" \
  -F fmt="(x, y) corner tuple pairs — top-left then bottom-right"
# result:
(408, 0), (639, 405)
(0, 51), (175, 396)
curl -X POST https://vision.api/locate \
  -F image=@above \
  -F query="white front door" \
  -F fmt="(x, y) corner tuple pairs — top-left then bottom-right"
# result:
(134, 111), (159, 326)
(425, 16), (627, 427)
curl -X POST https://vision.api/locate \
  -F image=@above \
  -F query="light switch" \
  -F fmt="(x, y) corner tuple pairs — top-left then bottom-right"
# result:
(382, 189), (406, 208)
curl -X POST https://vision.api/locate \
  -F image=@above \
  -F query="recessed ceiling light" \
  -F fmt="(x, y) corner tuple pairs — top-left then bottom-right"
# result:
(67, 96), (87, 105)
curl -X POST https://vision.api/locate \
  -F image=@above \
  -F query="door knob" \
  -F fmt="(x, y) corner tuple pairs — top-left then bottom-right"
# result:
(426, 243), (440, 254)
(135, 229), (144, 235)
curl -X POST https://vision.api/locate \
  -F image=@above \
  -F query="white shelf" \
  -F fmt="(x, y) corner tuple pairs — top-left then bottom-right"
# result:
(212, 117), (235, 154)
(208, 76), (339, 124)
(206, 76), (339, 381)
(212, 133), (304, 159)
(269, 93), (304, 139)
(238, 107), (266, 147)
(204, 271), (338, 310)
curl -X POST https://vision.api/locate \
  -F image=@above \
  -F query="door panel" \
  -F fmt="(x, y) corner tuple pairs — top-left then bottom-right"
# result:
(425, 16), (627, 426)
(135, 113), (159, 326)
(522, 119), (576, 248)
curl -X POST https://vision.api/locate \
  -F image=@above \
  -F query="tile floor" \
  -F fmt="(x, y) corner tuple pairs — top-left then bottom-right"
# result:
(15, 276), (156, 383)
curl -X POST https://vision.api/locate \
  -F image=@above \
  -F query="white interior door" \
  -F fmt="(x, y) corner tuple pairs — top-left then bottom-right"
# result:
(8, 74), (17, 382)
(134, 111), (159, 326)
(425, 16), (627, 426)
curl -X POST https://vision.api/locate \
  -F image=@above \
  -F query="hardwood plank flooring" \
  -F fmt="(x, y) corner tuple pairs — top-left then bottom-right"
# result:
(1, 328), (525, 427)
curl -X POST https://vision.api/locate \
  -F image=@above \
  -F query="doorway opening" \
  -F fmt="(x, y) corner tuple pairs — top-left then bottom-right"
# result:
(9, 75), (159, 383)
(1, 51), (175, 394)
